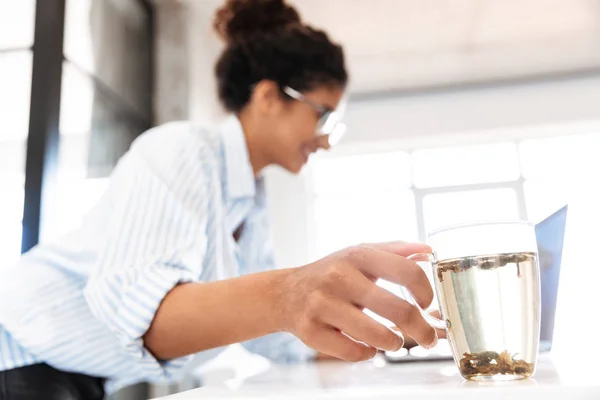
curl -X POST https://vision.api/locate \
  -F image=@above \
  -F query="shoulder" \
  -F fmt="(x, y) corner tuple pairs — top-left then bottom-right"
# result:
(131, 120), (222, 159)
(109, 121), (225, 195)
(124, 121), (224, 175)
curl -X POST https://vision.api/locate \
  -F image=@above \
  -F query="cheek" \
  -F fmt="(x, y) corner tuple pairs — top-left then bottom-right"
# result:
(280, 118), (314, 148)
(272, 122), (301, 160)
(273, 107), (318, 154)
(294, 114), (319, 142)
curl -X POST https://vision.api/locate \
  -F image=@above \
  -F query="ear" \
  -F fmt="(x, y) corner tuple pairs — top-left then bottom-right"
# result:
(251, 80), (284, 115)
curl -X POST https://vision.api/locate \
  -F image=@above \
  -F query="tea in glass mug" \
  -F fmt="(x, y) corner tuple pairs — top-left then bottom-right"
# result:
(401, 221), (541, 381)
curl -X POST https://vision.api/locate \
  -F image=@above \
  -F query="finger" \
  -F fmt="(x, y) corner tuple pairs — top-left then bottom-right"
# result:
(401, 336), (418, 350)
(345, 245), (434, 309)
(316, 352), (340, 361)
(394, 326), (445, 349)
(390, 326), (418, 349)
(367, 288), (438, 349)
(393, 310), (446, 347)
(428, 310), (447, 339)
(304, 326), (378, 362)
(320, 298), (404, 352)
(342, 268), (438, 349)
(361, 242), (432, 257)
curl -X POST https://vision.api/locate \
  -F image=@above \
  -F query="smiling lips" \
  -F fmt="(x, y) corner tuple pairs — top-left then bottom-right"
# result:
(301, 145), (316, 163)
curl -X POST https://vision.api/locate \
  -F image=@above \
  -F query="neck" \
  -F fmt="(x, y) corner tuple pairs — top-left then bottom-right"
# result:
(238, 110), (269, 175)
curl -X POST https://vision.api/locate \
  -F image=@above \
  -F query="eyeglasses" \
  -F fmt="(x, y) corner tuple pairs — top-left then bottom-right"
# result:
(282, 86), (347, 146)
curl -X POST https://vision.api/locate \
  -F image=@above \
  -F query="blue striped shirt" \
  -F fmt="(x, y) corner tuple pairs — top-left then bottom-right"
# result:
(0, 116), (314, 393)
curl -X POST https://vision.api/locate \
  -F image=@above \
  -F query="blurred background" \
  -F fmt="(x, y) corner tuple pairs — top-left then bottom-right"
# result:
(1, 0), (600, 398)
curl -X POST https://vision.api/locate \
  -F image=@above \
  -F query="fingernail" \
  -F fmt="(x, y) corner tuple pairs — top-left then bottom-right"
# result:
(389, 328), (405, 350)
(426, 334), (438, 349)
(395, 339), (404, 351)
(361, 348), (378, 362)
(391, 336), (404, 351)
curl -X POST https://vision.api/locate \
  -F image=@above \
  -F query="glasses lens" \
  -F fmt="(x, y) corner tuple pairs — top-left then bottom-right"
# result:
(319, 111), (340, 134)
(327, 123), (346, 146)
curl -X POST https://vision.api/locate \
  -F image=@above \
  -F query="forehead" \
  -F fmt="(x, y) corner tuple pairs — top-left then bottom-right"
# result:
(303, 85), (345, 111)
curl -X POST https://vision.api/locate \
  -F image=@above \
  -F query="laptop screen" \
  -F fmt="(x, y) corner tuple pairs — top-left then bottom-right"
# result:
(536, 205), (568, 349)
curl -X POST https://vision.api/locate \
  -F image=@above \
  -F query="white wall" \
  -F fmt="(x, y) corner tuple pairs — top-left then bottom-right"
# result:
(264, 167), (313, 269)
(266, 74), (600, 269)
(343, 74), (600, 145)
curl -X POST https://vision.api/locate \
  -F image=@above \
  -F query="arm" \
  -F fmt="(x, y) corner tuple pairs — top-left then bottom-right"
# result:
(233, 183), (316, 362)
(83, 129), (223, 381)
(143, 242), (440, 363)
(86, 140), (438, 370)
(143, 269), (290, 360)
(233, 206), (444, 361)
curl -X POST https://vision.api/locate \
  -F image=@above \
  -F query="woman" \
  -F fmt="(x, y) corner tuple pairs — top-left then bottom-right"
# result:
(0, 1), (439, 398)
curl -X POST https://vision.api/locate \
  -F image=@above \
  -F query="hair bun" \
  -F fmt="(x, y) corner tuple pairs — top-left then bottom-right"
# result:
(214, 0), (301, 44)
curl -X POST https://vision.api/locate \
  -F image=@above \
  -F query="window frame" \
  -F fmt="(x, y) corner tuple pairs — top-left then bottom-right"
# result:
(7, 0), (154, 253)
(304, 121), (600, 260)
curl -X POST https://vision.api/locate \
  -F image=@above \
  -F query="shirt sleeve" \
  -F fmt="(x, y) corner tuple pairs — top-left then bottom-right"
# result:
(83, 129), (215, 383)
(237, 180), (317, 363)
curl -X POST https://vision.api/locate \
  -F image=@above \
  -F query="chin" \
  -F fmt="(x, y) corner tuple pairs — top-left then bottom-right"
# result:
(287, 164), (303, 174)
(280, 160), (304, 174)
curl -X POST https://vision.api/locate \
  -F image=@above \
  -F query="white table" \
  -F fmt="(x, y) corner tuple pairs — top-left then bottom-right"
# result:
(153, 349), (600, 399)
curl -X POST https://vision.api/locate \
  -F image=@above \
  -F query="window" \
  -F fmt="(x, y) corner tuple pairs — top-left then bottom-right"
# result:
(0, 0), (35, 50)
(0, 47), (33, 262)
(309, 152), (417, 258)
(313, 190), (418, 258)
(422, 188), (520, 233)
(411, 142), (520, 188)
(40, 0), (153, 243)
(308, 132), (598, 260)
(519, 133), (600, 222)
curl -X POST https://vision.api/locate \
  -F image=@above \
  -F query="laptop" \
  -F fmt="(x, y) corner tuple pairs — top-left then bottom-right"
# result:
(385, 205), (569, 363)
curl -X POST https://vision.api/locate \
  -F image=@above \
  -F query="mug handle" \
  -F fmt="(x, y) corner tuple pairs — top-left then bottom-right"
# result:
(397, 253), (448, 330)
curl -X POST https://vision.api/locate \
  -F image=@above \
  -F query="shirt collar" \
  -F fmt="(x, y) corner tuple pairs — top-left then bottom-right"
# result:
(220, 115), (256, 199)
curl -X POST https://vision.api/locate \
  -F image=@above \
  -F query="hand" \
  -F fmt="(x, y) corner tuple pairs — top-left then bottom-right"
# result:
(317, 311), (447, 360)
(278, 242), (439, 362)
(315, 351), (341, 361)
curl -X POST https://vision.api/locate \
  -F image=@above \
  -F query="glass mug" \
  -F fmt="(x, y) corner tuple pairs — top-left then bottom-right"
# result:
(399, 221), (541, 381)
